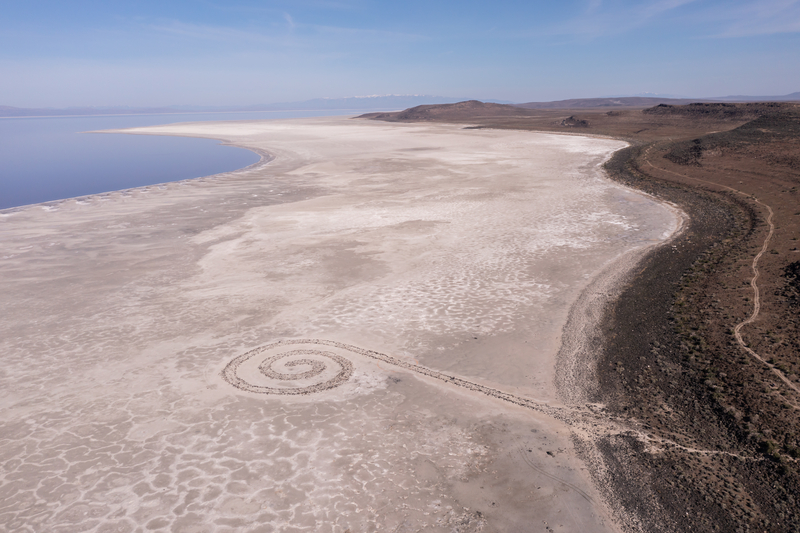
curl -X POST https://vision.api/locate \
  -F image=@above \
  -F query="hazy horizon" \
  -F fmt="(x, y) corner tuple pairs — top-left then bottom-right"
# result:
(2, 0), (799, 108)
(3, 91), (800, 113)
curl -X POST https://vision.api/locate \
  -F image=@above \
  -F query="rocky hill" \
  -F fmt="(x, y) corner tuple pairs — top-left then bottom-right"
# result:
(359, 100), (537, 121)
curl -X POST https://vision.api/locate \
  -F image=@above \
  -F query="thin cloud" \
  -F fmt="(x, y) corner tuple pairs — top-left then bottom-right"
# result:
(539, 0), (699, 39)
(303, 23), (427, 41)
(585, 0), (603, 15)
(202, 0), (359, 13)
(149, 19), (425, 47)
(706, 0), (800, 37)
(150, 21), (290, 46)
(639, 0), (698, 18)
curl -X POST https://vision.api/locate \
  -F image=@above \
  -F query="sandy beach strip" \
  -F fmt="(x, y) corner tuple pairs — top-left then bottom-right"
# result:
(0, 117), (680, 532)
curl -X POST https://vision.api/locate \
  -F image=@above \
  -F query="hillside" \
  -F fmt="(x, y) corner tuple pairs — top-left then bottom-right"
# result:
(514, 96), (706, 109)
(359, 100), (537, 121)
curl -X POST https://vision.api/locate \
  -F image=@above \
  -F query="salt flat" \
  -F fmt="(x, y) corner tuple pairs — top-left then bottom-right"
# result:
(0, 117), (678, 532)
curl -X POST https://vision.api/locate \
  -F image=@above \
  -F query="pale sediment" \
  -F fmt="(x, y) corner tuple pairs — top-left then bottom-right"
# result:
(554, 199), (686, 406)
(0, 117), (680, 532)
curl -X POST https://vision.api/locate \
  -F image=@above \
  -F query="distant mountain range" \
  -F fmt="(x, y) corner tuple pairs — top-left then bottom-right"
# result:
(515, 97), (698, 109)
(0, 95), (511, 118)
(515, 92), (800, 109)
(245, 95), (513, 111)
(709, 92), (800, 102)
(1, 92), (797, 118)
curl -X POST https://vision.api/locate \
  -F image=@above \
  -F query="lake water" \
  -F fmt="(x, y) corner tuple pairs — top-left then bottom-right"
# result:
(0, 110), (363, 210)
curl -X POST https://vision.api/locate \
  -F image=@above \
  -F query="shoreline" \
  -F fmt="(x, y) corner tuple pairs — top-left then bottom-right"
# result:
(549, 147), (691, 532)
(2, 114), (703, 531)
(0, 138), (274, 215)
(0, 112), (355, 212)
(110, 119), (692, 531)
(0, 117), (681, 532)
(554, 200), (687, 406)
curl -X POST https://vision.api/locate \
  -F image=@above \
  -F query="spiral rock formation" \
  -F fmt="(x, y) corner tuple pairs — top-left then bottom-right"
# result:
(220, 339), (561, 420)
(221, 343), (353, 395)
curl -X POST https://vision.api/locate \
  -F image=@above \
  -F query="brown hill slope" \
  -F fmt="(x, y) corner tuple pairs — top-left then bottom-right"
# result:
(359, 100), (537, 121)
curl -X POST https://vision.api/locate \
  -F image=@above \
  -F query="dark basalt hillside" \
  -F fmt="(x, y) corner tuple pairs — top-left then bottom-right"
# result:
(559, 115), (589, 127)
(643, 101), (792, 120)
(783, 261), (800, 308)
(663, 105), (800, 166)
(515, 96), (705, 109)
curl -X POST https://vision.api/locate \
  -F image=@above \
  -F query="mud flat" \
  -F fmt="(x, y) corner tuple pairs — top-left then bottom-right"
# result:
(0, 117), (678, 532)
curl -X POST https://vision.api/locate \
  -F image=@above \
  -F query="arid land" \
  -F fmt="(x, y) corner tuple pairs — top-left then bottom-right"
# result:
(2, 100), (797, 533)
(361, 100), (800, 532)
(0, 117), (687, 532)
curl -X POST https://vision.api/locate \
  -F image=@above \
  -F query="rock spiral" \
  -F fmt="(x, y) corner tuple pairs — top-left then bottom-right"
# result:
(220, 339), (560, 419)
(221, 343), (353, 395)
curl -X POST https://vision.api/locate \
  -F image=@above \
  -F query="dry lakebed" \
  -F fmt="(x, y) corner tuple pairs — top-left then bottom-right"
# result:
(0, 117), (682, 532)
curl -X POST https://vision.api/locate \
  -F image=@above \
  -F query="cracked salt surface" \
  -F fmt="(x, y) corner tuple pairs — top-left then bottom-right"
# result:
(0, 118), (679, 532)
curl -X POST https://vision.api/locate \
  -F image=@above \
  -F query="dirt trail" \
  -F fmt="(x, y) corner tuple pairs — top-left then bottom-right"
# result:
(643, 147), (800, 402)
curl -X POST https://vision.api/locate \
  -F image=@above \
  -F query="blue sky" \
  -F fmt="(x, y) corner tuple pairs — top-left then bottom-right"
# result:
(1, 0), (798, 107)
